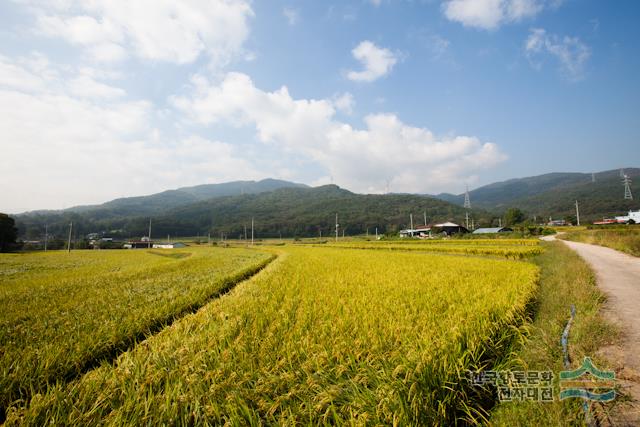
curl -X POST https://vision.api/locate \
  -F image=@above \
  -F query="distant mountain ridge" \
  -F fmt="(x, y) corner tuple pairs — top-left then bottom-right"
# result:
(24, 179), (308, 218)
(13, 167), (640, 239)
(16, 184), (478, 239)
(434, 168), (639, 220)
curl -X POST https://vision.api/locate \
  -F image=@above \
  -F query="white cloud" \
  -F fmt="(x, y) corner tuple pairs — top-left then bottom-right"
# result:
(282, 7), (299, 25)
(333, 92), (355, 115)
(172, 72), (507, 195)
(68, 75), (126, 99)
(442, 0), (542, 30)
(525, 28), (590, 80)
(0, 55), (261, 213)
(347, 41), (398, 82)
(369, 0), (383, 6)
(29, 0), (254, 65)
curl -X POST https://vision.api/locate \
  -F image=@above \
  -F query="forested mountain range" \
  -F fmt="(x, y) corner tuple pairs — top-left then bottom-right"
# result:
(16, 185), (481, 239)
(435, 168), (639, 221)
(13, 168), (639, 240)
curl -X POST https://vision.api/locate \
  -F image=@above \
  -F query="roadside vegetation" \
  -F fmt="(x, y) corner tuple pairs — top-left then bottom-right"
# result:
(491, 241), (617, 425)
(560, 228), (640, 257)
(0, 247), (273, 418)
(7, 245), (538, 425)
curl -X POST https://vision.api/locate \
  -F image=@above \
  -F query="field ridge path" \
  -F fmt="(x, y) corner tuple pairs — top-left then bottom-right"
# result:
(544, 235), (640, 424)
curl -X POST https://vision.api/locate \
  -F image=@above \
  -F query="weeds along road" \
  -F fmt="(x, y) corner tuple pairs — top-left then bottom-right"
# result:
(543, 234), (640, 423)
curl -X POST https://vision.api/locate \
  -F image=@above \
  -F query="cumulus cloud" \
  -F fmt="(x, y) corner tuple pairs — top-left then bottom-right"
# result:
(347, 41), (398, 82)
(525, 28), (591, 80)
(29, 0), (254, 65)
(0, 55), (261, 213)
(172, 72), (507, 194)
(442, 0), (542, 30)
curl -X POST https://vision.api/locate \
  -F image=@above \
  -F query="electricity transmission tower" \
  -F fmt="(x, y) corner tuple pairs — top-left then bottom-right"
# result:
(624, 174), (633, 200)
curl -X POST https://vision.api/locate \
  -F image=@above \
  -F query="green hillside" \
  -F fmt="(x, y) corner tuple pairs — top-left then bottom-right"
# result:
(16, 185), (483, 240)
(25, 179), (307, 219)
(435, 168), (639, 221)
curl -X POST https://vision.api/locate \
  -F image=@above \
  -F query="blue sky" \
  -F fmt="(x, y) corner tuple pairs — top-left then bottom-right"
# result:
(0, 0), (638, 213)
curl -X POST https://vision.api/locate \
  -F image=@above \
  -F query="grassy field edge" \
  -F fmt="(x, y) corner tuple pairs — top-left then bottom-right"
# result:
(559, 229), (640, 257)
(490, 241), (618, 425)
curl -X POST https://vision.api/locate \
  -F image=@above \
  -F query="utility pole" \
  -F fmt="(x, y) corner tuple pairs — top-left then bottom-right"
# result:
(44, 224), (48, 252)
(148, 218), (152, 249)
(244, 224), (247, 241)
(410, 213), (414, 231)
(464, 185), (471, 230)
(575, 200), (581, 226)
(375, 227), (378, 239)
(208, 233), (210, 245)
(424, 211), (427, 227)
(498, 218), (502, 227)
(335, 213), (339, 242)
(251, 218), (254, 245)
(464, 185), (471, 209)
(67, 222), (73, 253)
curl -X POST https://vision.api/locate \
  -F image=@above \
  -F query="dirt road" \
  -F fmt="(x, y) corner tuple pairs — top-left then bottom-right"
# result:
(546, 235), (640, 424)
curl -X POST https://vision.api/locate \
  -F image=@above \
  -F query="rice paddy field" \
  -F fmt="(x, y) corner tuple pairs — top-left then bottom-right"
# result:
(323, 238), (544, 259)
(0, 240), (545, 425)
(0, 247), (274, 420)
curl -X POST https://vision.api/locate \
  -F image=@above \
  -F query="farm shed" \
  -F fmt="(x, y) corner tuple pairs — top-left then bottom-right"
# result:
(432, 222), (469, 236)
(472, 227), (513, 234)
(124, 241), (153, 249)
(152, 242), (187, 249)
(399, 225), (431, 238)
